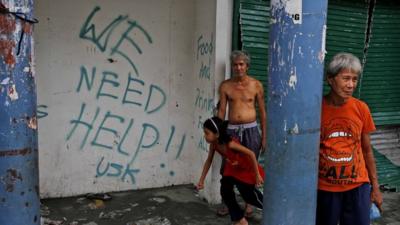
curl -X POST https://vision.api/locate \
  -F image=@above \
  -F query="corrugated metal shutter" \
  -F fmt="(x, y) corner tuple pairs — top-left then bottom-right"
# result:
(371, 127), (400, 166)
(324, 0), (370, 95)
(371, 127), (400, 191)
(374, 149), (400, 191)
(361, 1), (400, 126)
(239, 0), (270, 95)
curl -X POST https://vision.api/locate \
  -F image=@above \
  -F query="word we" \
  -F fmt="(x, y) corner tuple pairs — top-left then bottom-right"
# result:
(79, 6), (152, 75)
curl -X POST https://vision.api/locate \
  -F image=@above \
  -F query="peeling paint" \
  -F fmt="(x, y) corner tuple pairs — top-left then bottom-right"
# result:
(0, 39), (16, 65)
(272, 0), (302, 24)
(0, 148), (32, 157)
(1, 169), (23, 192)
(1, 77), (10, 85)
(22, 21), (33, 34)
(0, 12), (16, 34)
(8, 84), (19, 101)
(284, 120), (287, 131)
(27, 116), (37, 129)
(290, 34), (296, 64)
(298, 46), (304, 58)
(289, 72), (297, 90)
(319, 25), (327, 63)
(285, 0), (302, 24)
(290, 123), (299, 135)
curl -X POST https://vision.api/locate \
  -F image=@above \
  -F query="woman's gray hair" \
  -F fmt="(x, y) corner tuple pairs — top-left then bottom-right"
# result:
(230, 50), (251, 66)
(326, 52), (362, 78)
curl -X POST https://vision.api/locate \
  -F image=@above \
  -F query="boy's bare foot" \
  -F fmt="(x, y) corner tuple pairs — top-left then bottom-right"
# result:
(244, 204), (253, 218)
(233, 217), (248, 225)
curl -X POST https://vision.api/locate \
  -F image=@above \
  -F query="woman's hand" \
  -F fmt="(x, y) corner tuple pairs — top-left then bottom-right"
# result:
(371, 187), (383, 213)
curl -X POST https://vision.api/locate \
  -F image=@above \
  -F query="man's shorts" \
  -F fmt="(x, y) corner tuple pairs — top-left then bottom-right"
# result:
(227, 121), (262, 159)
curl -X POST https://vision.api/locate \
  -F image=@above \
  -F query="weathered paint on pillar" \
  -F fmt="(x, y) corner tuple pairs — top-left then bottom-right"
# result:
(263, 0), (328, 224)
(0, 1), (40, 224)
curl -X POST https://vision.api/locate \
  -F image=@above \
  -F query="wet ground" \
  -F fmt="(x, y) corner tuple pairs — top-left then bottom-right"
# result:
(41, 184), (399, 225)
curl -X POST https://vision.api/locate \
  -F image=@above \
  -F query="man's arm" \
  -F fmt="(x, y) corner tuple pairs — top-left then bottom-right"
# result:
(217, 82), (228, 120)
(361, 132), (383, 212)
(256, 81), (267, 151)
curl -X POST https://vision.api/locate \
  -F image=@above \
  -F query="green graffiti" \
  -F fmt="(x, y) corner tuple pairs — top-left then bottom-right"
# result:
(122, 73), (145, 107)
(79, 6), (127, 52)
(37, 104), (48, 119)
(66, 103), (100, 150)
(91, 111), (125, 149)
(77, 66), (96, 93)
(110, 20), (153, 75)
(96, 71), (119, 100)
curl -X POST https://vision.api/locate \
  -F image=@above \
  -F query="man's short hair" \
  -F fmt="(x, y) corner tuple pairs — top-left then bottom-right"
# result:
(326, 52), (362, 78)
(230, 50), (251, 66)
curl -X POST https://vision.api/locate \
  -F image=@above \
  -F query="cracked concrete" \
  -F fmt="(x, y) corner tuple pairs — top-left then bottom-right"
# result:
(40, 184), (399, 225)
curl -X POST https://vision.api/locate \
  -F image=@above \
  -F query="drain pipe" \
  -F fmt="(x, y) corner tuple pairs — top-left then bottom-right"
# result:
(263, 1), (328, 224)
(0, 1), (40, 224)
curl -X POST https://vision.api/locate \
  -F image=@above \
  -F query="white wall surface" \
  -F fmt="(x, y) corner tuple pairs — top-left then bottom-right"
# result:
(193, 0), (234, 204)
(35, 0), (232, 201)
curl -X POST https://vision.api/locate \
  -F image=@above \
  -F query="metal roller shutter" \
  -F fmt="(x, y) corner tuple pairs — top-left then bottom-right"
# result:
(361, 0), (400, 126)
(239, 0), (270, 97)
(324, 0), (370, 95)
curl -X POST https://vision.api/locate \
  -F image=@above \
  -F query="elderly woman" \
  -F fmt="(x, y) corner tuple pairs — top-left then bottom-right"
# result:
(316, 52), (383, 225)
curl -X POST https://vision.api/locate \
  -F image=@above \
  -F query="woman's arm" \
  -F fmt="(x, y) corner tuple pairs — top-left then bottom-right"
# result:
(361, 132), (383, 212)
(228, 141), (264, 186)
(196, 143), (216, 190)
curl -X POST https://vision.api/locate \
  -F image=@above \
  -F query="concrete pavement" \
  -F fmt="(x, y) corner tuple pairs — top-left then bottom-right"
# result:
(40, 184), (399, 225)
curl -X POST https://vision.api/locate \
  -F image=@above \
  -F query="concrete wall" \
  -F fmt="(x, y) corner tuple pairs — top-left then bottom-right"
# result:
(34, 0), (231, 199)
(193, 0), (234, 204)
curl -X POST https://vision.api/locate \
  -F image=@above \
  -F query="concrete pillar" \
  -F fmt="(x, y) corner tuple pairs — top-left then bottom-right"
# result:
(263, 0), (328, 224)
(0, 1), (40, 224)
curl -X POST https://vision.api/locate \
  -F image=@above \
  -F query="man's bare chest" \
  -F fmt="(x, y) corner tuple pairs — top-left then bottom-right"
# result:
(227, 89), (256, 103)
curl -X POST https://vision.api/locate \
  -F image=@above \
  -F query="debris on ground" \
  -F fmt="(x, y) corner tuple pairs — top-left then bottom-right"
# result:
(82, 222), (98, 225)
(41, 204), (51, 216)
(88, 199), (106, 209)
(40, 217), (66, 225)
(149, 197), (166, 204)
(127, 216), (172, 225)
(86, 193), (112, 201)
(99, 208), (132, 219)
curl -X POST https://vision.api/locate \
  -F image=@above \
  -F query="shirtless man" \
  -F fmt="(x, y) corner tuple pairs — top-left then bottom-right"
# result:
(217, 50), (266, 217)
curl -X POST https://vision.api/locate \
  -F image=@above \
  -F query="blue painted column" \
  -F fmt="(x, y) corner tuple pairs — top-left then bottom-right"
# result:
(0, 1), (40, 225)
(263, 1), (328, 225)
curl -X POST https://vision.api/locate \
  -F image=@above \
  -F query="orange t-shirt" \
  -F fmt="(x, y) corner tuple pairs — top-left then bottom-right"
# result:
(319, 97), (375, 192)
